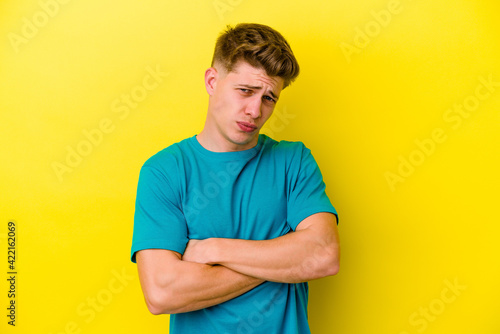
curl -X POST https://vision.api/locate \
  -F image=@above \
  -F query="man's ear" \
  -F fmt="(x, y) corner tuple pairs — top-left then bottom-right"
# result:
(205, 67), (218, 96)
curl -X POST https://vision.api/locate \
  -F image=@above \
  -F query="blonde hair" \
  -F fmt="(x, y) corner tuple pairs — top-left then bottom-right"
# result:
(211, 23), (300, 88)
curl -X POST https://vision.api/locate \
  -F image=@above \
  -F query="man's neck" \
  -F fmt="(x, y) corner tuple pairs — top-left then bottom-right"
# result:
(196, 129), (259, 153)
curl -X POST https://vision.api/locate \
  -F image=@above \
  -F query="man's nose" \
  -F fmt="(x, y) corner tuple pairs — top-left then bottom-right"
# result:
(245, 96), (262, 118)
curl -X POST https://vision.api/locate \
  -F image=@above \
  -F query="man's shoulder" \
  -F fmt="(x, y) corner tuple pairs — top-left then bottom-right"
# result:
(261, 134), (308, 158)
(142, 135), (195, 171)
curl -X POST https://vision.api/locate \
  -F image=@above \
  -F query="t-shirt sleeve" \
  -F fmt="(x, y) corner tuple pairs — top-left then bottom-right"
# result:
(286, 143), (338, 231)
(130, 163), (188, 263)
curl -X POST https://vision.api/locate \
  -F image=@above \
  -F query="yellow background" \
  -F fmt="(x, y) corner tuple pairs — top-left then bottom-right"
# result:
(1, 0), (499, 333)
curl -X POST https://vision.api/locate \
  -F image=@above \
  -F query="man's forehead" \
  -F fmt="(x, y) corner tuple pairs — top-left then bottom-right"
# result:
(215, 61), (280, 81)
(230, 61), (269, 76)
(227, 61), (284, 89)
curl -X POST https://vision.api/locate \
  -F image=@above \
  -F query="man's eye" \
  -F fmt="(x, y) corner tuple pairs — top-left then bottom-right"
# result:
(263, 96), (275, 103)
(239, 88), (251, 93)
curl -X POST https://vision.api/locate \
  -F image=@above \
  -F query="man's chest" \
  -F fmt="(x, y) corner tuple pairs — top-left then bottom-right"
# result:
(181, 159), (290, 240)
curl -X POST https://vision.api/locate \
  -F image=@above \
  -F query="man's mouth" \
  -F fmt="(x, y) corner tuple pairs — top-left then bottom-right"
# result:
(237, 121), (258, 133)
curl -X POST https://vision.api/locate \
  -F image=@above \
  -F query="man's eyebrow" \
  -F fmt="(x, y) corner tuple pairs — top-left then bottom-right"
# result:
(237, 84), (279, 100)
(267, 90), (279, 100)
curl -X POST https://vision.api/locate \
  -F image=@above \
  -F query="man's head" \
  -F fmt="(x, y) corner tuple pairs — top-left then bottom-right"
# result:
(198, 23), (299, 152)
(211, 23), (300, 89)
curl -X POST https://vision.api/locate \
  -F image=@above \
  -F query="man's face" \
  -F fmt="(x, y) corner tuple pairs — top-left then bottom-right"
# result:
(204, 61), (284, 151)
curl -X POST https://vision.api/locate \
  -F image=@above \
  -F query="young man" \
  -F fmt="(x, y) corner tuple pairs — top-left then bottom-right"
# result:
(131, 23), (340, 333)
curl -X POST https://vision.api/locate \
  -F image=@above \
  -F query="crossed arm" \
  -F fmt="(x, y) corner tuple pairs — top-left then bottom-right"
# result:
(136, 212), (340, 314)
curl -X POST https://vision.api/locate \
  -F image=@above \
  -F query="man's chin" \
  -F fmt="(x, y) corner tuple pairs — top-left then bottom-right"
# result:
(229, 132), (259, 149)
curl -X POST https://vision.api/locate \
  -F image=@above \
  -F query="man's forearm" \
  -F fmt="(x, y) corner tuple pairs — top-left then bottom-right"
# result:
(210, 230), (338, 283)
(164, 262), (263, 313)
(137, 250), (264, 314)
(183, 213), (340, 283)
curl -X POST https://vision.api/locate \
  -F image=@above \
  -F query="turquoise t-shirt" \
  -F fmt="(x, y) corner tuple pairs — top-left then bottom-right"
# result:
(131, 134), (337, 334)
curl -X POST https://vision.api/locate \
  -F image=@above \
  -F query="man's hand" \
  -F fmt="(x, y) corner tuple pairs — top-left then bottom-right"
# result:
(182, 239), (215, 264)
(180, 212), (340, 283)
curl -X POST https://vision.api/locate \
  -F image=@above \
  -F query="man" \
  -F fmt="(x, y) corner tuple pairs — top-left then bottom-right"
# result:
(131, 23), (340, 333)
